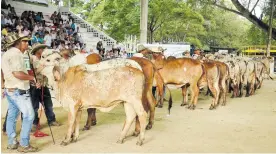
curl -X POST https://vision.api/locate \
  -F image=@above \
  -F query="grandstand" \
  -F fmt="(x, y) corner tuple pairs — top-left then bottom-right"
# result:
(2, 0), (116, 51)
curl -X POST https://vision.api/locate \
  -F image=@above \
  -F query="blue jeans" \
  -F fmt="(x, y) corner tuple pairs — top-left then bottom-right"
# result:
(5, 89), (34, 147)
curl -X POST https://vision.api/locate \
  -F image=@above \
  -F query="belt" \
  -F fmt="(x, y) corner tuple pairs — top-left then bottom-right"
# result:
(6, 88), (29, 95)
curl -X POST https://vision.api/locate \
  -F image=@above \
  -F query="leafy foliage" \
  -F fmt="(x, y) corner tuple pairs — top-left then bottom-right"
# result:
(70, 0), (275, 48)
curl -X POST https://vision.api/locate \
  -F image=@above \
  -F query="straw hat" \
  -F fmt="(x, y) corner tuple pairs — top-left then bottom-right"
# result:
(30, 43), (49, 55)
(150, 47), (162, 53)
(133, 53), (144, 58)
(4, 32), (30, 48)
(137, 44), (148, 52)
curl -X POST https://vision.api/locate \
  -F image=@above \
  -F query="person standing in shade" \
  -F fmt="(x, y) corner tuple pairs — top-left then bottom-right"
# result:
(30, 44), (61, 131)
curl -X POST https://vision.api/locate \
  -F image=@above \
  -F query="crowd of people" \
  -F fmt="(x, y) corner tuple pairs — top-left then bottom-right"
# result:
(0, 5), (86, 152)
(1, 5), (85, 53)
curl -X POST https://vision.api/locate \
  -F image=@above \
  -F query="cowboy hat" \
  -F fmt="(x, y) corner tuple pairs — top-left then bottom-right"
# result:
(5, 32), (31, 48)
(133, 53), (144, 58)
(137, 44), (148, 52)
(158, 46), (166, 52)
(30, 43), (49, 55)
(150, 47), (162, 53)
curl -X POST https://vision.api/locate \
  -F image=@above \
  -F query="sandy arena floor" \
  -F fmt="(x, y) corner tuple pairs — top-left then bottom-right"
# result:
(1, 80), (276, 153)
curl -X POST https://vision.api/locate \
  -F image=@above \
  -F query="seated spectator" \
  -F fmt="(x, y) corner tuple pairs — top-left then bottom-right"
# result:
(35, 13), (41, 22)
(70, 22), (76, 31)
(22, 27), (31, 36)
(44, 31), (52, 47)
(22, 17), (30, 29)
(1, 14), (6, 26)
(75, 42), (80, 50)
(4, 16), (13, 26)
(58, 40), (68, 50)
(50, 11), (57, 21)
(32, 32), (40, 44)
(1, 26), (8, 36)
(67, 28), (74, 36)
(38, 34), (44, 44)
(51, 29), (57, 39)
(32, 23), (39, 35)
(65, 21), (70, 29)
(16, 22), (23, 34)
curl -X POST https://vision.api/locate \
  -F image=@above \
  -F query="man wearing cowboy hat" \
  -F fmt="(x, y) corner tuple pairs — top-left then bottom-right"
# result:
(30, 43), (61, 130)
(1, 33), (40, 152)
(149, 47), (167, 101)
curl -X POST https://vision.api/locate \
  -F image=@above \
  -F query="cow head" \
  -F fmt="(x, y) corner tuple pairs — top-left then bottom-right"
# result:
(39, 52), (64, 88)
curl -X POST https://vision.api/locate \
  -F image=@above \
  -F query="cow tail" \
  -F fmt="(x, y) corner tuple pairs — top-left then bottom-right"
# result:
(142, 77), (149, 113)
(198, 64), (206, 87)
(152, 64), (173, 114)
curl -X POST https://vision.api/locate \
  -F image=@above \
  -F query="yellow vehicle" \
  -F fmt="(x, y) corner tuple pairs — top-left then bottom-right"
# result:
(241, 45), (276, 73)
(241, 45), (276, 56)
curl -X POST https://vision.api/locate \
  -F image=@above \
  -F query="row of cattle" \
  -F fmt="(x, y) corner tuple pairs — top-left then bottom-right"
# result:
(37, 49), (273, 146)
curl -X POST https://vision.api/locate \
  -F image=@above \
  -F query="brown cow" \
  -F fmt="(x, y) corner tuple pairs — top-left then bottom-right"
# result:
(83, 56), (172, 131)
(150, 53), (204, 110)
(211, 61), (229, 105)
(182, 60), (221, 109)
(39, 53), (149, 146)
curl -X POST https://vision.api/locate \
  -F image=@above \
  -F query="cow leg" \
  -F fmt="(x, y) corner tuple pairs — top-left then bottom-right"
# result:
(83, 108), (96, 131)
(136, 111), (147, 146)
(239, 83), (243, 97)
(91, 108), (97, 125)
(146, 90), (156, 130)
(133, 116), (140, 137)
(72, 110), (82, 143)
(221, 78), (227, 106)
(181, 85), (189, 106)
(209, 81), (220, 110)
(156, 84), (164, 108)
(245, 82), (251, 97)
(258, 79), (263, 89)
(117, 103), (136, 144)
(250, 74), (256, 95)
(61, 105), (77, 146)
(187, 83), (199, 110)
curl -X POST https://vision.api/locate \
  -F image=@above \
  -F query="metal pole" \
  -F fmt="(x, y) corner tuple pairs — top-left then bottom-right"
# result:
(140, 0), (148, 44)
(266, 0), (274, 57)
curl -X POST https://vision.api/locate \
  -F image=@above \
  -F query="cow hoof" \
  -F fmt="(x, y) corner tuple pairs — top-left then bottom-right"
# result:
(136, 140), (143, 146)
(71, 138), (78, 143)
(180, 103), (188, 106)
(157, 105), (163, 108)
(132, 131), (140, 137)
(82, 126), (90, 131)
(91, 121), (97, 126)
(245, 94), (250, 97)
(231, 95), (235, 98)
(209, 105), (215, 110)
(116, 139), (124, 144)
(188, 105), (196, 110)
(146, 124), (152, 130)
(60, 141), (69, 146)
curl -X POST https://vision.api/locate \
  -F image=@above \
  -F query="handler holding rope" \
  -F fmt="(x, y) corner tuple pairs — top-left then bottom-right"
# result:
(2, 33), (39, 152)
(30, 44), (61, 130)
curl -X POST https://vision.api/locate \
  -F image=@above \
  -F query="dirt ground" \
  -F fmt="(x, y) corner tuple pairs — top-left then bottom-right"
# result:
(1, 80), (276, 153)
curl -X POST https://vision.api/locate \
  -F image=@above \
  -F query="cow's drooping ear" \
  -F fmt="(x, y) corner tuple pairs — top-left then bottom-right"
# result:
(53, 66), (61, 81)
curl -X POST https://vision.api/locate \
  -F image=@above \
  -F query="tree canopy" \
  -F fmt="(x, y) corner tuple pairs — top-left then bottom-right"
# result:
(69, 0), (276, 49)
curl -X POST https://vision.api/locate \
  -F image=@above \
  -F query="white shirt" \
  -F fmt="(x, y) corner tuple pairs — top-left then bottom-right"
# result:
(1, 47), (30, 90)
(44, 34), (52, 46)
(51, 33), (56, 40)
(58, 45), (68, 50)
(5, 18), (12, 25)
(16, 25), (23, 33)
(23, 30), (30, 36)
